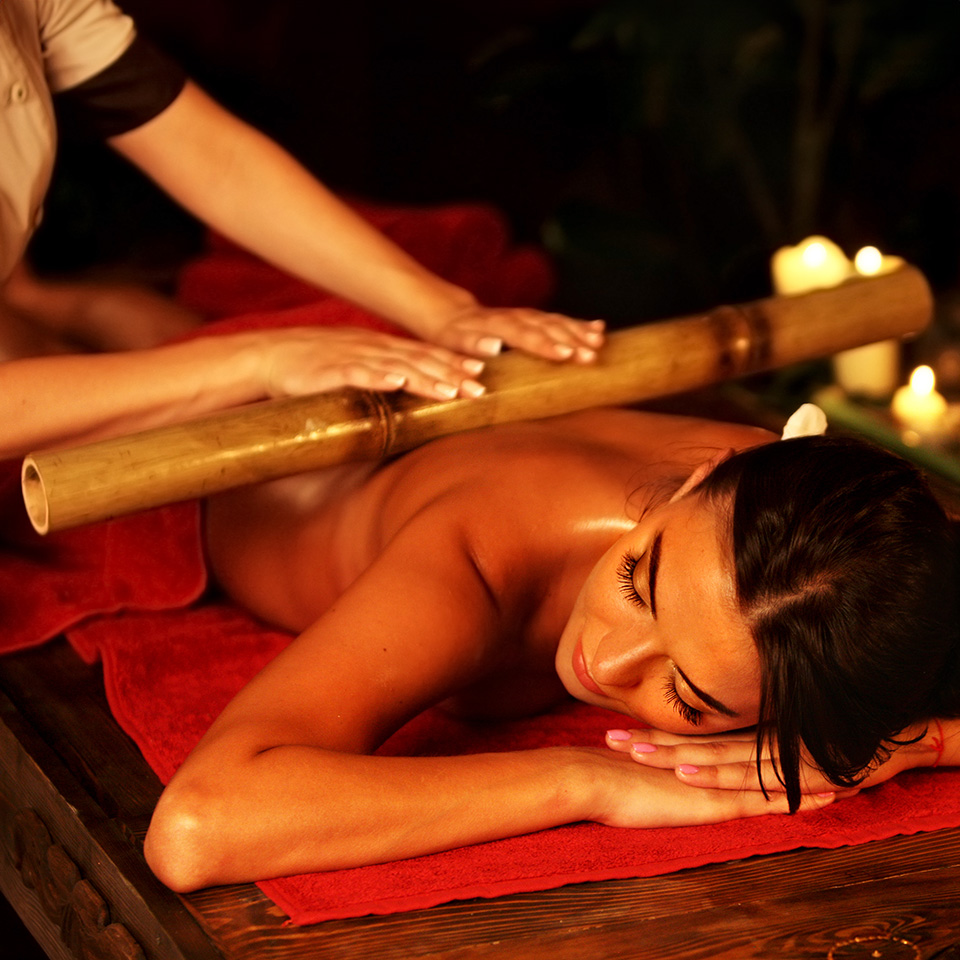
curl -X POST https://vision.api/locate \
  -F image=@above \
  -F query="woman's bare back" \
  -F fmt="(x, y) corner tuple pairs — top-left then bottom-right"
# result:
(205, 408), (772, 640)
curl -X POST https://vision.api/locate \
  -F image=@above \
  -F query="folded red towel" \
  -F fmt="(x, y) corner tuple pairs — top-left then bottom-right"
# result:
(0, 468), (205, 651)
(4, 202), (959, 925)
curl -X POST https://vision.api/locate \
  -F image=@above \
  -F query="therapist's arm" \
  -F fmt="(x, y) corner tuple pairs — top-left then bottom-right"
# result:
(0, 322), (488, 459)
(108, 82), (604, 363)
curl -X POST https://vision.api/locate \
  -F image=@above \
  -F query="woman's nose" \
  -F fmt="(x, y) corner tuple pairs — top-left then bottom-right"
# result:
(589, 630), (652, 688)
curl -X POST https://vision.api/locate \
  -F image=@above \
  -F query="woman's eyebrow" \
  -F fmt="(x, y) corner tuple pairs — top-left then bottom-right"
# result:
(647, 531), (663, 619)
(675, 665), (739, 718)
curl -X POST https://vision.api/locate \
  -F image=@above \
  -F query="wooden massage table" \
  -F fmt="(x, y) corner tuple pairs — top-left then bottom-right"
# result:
(3, 387), (960, 960)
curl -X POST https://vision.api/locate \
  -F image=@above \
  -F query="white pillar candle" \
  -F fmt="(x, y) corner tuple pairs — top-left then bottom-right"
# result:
(891, 365), (947, 435)
(831, 245), (903, 399)
(770, 236), (851, 295)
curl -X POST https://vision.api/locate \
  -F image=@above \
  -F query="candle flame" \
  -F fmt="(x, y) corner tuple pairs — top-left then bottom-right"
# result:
(909, 365), (936, 396)
(854, 246), (883, 276)
(801, 241), (827, 268)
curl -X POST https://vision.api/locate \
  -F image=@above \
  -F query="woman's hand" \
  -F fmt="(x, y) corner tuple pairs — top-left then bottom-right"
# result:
(578, 747), (836, 829)
(603, 722), (942, 797)
(112, 83), (605, 379)
(254, 308), (605, 404)
(423, 305), (606, 365)
(254, 326), (490, 402)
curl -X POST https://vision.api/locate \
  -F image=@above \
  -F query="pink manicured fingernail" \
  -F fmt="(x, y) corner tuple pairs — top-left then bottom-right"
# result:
(816, 792), (835, 798)
(462, 358), (485, 375)
(384, 373), (407, 387)
(436, 382), (458, 399)
(677, 764), (700, 775)
(576, 347), (597, 362)
(554, 344), (575, 359)
(631, 742), (657, 754)
(461, 380), (486, 398)
(606, 729), (632, 741)
(478, 336), (503, 355)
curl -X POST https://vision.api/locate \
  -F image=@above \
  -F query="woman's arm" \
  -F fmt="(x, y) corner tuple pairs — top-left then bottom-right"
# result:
(145, 504), (831, 892)
(107, 82), (604, 362)
(0, 323), (486, 459)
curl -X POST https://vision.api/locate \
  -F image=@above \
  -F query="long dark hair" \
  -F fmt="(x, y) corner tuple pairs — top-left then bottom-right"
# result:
(697, 435), (960, 812)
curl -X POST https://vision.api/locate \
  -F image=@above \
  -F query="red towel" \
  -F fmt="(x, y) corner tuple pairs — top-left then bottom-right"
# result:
(176, 200), (550, 322)
(3, 202), (959, 924)
(0, 470), (206, 650)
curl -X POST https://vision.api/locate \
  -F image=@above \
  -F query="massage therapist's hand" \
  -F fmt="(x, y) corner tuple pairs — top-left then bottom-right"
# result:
(418, 304), (606, 365)
(255, 326), (488, 402)
(603, 724), (942, 797)
(578, 748), (836, 828)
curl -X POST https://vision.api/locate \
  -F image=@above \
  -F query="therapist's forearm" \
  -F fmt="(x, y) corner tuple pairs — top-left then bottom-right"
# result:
(110, 83), (476, 339)
(0, 335), (268, 458)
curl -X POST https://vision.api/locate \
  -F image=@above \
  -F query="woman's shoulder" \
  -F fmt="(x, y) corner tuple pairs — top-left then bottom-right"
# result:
(359, 407), (776, 554)
(388, 408), (773, 485)
(379, 409), (632, 501)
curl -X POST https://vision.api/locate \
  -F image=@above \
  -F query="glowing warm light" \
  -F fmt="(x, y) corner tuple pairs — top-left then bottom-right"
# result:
(802, 241), (827, 268)
(910, 364), (936, 396)
(854, 246), (883, 276)
(770, 235), (850, 295)
(891, 365), (947, 434)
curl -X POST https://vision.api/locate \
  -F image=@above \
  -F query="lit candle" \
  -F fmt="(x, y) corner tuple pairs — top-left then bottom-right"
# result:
(854, 245), (904, 277)
(831, 245), (903, 400)
(891, 365), (947, 435)
(770, 236), (850, 295)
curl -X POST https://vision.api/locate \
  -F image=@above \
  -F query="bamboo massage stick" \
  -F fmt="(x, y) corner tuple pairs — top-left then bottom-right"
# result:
(23, 264), (931, 534)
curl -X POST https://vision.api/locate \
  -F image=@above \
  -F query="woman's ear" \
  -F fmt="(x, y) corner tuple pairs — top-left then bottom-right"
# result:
(669, 448), (735, 503)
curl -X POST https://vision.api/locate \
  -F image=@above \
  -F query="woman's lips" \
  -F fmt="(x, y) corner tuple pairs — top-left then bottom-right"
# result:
(572, 639), (604, 696)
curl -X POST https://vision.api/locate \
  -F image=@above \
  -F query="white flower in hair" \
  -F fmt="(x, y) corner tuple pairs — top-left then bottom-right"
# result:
(781, 403), (828, 440)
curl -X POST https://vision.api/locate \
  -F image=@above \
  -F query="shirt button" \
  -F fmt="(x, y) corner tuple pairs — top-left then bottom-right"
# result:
(10, 81), (28, 104)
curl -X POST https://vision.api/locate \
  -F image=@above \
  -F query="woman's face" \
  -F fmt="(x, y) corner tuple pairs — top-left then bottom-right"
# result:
(556, 489), (760, 734)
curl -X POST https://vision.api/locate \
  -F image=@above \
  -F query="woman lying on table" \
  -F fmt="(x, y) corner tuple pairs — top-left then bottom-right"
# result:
(143, 404), (960, 892)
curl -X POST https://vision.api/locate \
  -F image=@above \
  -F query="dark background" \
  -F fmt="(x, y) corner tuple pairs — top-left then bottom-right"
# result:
(30, 0), (960, 326)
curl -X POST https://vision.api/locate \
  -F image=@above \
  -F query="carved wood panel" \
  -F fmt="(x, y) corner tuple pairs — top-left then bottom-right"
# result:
(13, 808), (145, 960)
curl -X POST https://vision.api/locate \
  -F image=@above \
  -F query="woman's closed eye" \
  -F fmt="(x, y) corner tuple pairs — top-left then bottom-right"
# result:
(616, 552), (646, 608)
(662, 675), (704, 727)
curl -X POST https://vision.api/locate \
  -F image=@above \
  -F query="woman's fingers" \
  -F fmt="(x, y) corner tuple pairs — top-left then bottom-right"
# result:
(262, 327), (489, 402)
(437, 309), (606, 362)
(607, 731), (856, 796)
(339, 341), (488, 401)
(675, 757), (798, 792)
(605, 728), (827, 794)
(260, 313), (606, 404)
(675, 760), (861, 802)
(604, 727), (757, 758)
(603, 724), (933, 801)
(607, 730), (777, 788)
(595, 753), (839, 829)
(335, 355), (486, 401)
(699, 784), (839, 819)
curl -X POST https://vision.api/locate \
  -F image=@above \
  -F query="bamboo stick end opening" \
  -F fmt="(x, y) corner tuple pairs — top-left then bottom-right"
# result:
(21, 459), (49, 536)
